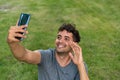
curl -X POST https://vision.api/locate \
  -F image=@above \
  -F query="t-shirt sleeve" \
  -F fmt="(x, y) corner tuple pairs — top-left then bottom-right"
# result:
(37, 49), (54, 66)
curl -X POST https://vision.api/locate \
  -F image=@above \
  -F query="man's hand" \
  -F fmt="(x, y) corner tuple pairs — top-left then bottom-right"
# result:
(7, 25), (28, 43)
(68, 41), (83, 66)
(68, 41), (89, 80)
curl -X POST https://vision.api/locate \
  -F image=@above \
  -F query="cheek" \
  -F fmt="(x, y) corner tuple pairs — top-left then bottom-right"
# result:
(66, 43), (70, 48)
(66, 41), (71, 48)
(55, 39), (58, 45)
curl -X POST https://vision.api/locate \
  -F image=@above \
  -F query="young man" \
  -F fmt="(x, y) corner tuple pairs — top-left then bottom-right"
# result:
(7, 23), (89, 80)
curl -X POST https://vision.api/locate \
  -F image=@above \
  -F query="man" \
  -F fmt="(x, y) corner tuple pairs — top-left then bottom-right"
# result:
(7, 23), (89, 80)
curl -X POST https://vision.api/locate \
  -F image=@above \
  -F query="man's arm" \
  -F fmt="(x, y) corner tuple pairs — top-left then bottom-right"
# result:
(69, 41), (89, 80)
(7, 25), (41, 64)
(77, 62), (89, 80)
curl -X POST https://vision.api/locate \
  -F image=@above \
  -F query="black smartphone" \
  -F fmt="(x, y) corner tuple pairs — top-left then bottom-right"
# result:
(15, 13), (31, 41)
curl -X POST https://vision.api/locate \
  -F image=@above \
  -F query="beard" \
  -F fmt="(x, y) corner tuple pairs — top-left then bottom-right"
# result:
(55, 46), (72, 55)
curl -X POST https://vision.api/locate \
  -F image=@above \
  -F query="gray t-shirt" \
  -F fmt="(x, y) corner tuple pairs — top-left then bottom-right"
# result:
(38, 49), (81, 80)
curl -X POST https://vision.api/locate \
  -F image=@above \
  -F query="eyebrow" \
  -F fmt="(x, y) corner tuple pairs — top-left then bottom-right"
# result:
(57, 34), (70, 39)
(64, 36), (70, 39)
(57, 34), (61, 37)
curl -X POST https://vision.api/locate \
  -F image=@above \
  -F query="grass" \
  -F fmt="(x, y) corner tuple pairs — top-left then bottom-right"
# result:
(0, 0), (120, 80)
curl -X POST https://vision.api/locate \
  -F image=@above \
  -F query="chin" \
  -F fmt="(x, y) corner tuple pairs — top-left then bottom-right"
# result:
(55, 48), (70, 54)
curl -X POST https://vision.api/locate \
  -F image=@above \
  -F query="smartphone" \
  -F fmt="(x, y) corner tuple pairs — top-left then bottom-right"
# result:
(15, 13), (31, 41)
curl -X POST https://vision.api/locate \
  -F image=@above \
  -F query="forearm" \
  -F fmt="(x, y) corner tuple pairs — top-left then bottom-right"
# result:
(78, 62), (89, 80)
(8, 42), (27, 61)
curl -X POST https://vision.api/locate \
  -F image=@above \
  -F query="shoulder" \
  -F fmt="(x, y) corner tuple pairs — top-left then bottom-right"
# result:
(39, 48), (55, 54)
(38, 48), (55, 60)
(37, 48), (55, 65)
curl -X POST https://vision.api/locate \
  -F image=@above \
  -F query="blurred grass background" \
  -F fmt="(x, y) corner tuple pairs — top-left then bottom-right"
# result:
(0, 0), (120, 80)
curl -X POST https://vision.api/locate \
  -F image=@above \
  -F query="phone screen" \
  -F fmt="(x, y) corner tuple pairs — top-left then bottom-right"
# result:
(16, 13), (30, 41)
(18, 13), (30, 26)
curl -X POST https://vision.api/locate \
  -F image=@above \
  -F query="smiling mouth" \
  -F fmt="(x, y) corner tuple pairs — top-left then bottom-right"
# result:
(57, 44), (66, 48)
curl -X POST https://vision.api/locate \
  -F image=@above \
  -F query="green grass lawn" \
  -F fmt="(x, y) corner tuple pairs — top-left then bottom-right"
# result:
(0, 0), (120, 80)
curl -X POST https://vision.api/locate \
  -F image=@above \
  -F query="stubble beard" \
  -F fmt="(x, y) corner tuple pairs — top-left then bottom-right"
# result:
(55, 47), (72, 56)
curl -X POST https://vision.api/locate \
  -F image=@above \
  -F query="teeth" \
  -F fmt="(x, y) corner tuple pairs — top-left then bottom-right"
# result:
(58, 45), (64, 48)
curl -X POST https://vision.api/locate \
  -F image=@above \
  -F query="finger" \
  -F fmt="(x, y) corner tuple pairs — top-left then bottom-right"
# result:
(69, 41), (77, 51)
(71, 41), (81, 51)
(8, 35), (20, 43)
(68, 40), (81, 55)
(14, 26), (27, 33)
(69, 40), (76, 47)
(25, 31), (28, 34)
(68, 40), (74, 48)
(68, 41), (76, 54)
(19, 25), (28, 29)
(72, 42), (80, 48)
(16, 29), (26, 33)
(13, 37), (21, 42)
(15, 33), (25, 38)
(71, 42), (82, 55)
(69, 52), (74, 60)
(10, 26), (27, 37)
(15, 24), (27, 30)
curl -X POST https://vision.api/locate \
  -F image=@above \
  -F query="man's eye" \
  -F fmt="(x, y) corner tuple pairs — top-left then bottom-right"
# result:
(65, 37), (70, 41)
(57, 36), (61, 40)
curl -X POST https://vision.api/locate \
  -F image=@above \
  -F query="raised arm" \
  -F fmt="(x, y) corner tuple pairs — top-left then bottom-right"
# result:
(68, 41), (89, 80)
(7, 25), (41, 64)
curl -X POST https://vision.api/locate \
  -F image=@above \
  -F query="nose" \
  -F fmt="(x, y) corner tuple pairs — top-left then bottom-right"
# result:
(59, 38), (64, 43)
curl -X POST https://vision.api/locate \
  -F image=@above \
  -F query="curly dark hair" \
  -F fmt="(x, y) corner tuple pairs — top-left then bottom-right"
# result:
(58, 23), (81, 43)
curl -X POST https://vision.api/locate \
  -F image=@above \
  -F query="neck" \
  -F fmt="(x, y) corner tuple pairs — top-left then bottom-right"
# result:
(55, 52), (71, 67)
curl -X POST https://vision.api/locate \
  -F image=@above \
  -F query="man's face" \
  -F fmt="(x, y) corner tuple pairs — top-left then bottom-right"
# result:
(55, 30), (74, 54)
